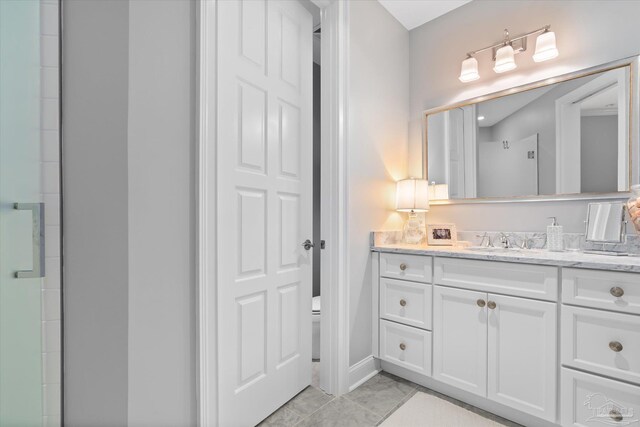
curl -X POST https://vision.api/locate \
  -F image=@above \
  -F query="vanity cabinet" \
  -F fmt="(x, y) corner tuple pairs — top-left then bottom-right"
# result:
(560, 268), (640, 426)
(433, 286), (557, 421)
(373, 250), (640, 427)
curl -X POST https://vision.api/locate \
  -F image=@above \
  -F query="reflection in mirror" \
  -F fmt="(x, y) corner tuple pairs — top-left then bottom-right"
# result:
(585, 202), (625, 243)
(426, 64), (632, 201)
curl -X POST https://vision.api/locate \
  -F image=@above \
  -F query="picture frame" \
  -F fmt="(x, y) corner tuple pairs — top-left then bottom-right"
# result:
(427, 223), (457, 246)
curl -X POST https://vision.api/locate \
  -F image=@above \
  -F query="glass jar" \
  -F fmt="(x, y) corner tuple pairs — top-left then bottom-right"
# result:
(627, 184), (640, 234)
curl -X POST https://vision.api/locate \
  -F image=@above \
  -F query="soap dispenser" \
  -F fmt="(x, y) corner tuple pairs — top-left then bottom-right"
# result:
(547, 217), (564, 252)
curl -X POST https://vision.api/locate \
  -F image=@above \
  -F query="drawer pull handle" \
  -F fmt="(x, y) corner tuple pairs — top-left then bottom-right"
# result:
(487, 301), (497, 310)
(476, 299), (486, 308)
(399, 343), (406, 351)
(609, 341), (623, 352)
(399, 263), (407, 271)
(610, 287), (625, 298)
(609, 409), (623, 422)
(399, 299), (407, 307)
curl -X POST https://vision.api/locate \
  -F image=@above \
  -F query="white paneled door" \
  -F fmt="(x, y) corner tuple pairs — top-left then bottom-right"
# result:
(216, 1), (313, 426)
(433, 286), (488, 397)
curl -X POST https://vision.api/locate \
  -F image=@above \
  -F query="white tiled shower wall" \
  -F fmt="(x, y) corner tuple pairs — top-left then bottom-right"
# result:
(40, 0), (61, 426)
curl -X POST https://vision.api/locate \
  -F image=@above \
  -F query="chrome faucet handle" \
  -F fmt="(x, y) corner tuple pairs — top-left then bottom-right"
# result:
(520, 234), (534, 250)
(476, 232), (493, 247)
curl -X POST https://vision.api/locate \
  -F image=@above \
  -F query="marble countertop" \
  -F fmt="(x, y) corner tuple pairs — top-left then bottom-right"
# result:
(371, 243), (640, 273)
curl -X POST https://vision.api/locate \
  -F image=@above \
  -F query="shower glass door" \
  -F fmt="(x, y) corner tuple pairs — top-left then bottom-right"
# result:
(1, 1), (61, 425)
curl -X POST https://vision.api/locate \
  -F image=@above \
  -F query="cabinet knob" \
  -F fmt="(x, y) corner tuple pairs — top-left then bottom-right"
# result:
(399, 299), (407, 307)
(399, 263), (407, 271)
(476, 299), (486, 308)
(399, 343), (406, 351)
(609, 341), (623, 352)
(487, 301), (497, 310)
(609, 409), (623, 422)
(610, 286), (625, 298)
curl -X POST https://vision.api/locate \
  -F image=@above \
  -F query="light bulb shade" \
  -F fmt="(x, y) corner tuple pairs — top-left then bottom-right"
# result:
(396, 179), (430, 212)
(459, 57), (480, 82)
(493, 44), (517, 73)
(533, 31), (558, 62)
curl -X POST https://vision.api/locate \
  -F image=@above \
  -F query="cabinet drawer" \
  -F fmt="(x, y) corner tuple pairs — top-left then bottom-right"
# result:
(380, 319), (431, 376)
(561, 368), (640, 427)
(380, 278), (432, 330)
(562, 305), (640, 384)
(380, 253), (432, 283)
(563, 268), (640, 315)
(434, 257), (557, 301)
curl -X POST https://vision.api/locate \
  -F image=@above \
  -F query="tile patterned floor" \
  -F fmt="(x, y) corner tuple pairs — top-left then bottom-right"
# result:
(258, 371), (522, 427)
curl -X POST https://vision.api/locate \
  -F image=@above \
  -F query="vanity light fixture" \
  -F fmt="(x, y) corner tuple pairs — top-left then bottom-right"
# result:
(459, 56), (480, 83)
(458, 25), (558, 82)
(533, 28), (559, 62)
(493, 44), (517, 73)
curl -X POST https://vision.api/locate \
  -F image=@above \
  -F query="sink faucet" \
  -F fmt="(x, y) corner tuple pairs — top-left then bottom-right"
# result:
(476, 232), (493, 248)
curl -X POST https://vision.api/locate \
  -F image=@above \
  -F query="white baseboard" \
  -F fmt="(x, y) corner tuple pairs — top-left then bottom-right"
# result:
(348, 356), (381, 392)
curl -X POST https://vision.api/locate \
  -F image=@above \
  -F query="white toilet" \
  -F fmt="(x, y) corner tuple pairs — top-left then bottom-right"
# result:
(312, 296), (321, 360)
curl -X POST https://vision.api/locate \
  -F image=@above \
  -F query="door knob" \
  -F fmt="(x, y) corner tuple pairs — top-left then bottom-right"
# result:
(399, 343), (406, 351)
(610, 287), (624, 298)
(399, 263), (407, 271)
(476, 299), (486, 308)
(302, 239), (314, 250)
(399, 299), (407, 307)
(487, 301), (497, 310)
(609, 341), (623, 352)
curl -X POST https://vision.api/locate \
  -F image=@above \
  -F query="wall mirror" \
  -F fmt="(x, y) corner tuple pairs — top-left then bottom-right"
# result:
(424, 57), (639, 203)
(584, 202), (626, 243)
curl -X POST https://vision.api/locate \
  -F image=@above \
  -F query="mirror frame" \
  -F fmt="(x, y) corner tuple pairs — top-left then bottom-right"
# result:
(423, 56), (640, 204)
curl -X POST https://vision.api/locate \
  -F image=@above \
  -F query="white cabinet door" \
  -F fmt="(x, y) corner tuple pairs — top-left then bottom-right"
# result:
(487, 294), (557, 422)
(433, 286), (487, 396)
(380, 278), (432, 330)
(380, 253), (432, 283)
(217, 1), (313, 425)
(380, 320), (432, 376)
(562, 305), (640, 384)
(562, 368), (640, 427)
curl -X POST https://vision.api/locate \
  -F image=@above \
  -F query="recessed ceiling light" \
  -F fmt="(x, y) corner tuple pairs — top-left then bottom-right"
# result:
(477, 115), (485, 121)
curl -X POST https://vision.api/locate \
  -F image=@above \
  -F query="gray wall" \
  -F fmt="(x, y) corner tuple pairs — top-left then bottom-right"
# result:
(581, 115), (618, 193)
(488, 76), (594, 195)
(127, 1), (196, 425)
(348, 0), (409, 366)
(63, 1), (196, 425)
(63, 1), (129, 425)
(409, 0), (640, 233)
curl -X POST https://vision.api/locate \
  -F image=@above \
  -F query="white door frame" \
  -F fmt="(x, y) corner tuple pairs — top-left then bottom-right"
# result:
(555, 67), (629, 194)
(196, 0), (350, 425)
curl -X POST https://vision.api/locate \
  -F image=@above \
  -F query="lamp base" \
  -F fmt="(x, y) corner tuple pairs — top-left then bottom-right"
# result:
(403, 211), (426, 244)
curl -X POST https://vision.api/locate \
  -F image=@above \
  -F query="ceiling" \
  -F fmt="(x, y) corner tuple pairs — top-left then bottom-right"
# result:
(477, 86), (553, 127)
(378, 0), (472, 31)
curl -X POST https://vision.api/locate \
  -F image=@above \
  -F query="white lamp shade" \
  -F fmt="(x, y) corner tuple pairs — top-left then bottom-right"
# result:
(493, 44), (517, 73)
(533, 31), (558, 62)
(396, 179), (430, 212)
(459, 57), (480, 83)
